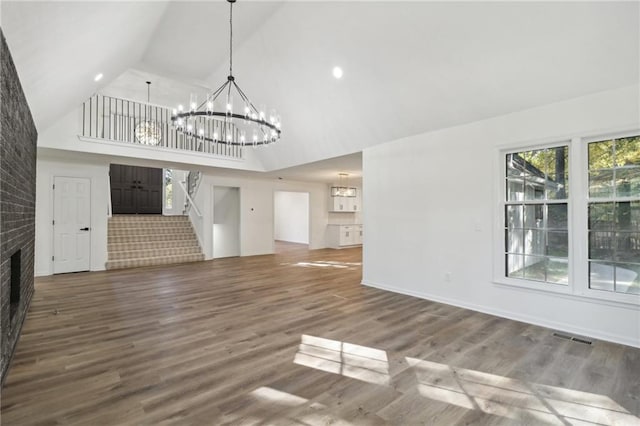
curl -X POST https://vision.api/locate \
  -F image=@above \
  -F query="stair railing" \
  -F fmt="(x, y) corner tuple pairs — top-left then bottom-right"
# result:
(183, 171), (202, 214)
(178, 179), (202, 217)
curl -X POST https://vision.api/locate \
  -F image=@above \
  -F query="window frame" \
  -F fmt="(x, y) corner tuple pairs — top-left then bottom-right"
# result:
(494, 139), (575, 296)
(494, 130), (640, 307)
(580, 131), (640, 305)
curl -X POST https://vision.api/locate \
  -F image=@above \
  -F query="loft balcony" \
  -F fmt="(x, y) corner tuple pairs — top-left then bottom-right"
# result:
(79, 93), (244, 160)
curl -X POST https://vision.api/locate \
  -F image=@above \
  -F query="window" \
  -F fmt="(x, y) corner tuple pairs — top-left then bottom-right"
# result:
(588, 136), (640, 295)
(164, 169), (173, 209)
(504, 147), (569, 285)
(498, 133), (640, 304)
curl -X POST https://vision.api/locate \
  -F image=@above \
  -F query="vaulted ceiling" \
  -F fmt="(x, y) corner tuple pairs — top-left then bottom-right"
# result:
(2, 1), (638, 173)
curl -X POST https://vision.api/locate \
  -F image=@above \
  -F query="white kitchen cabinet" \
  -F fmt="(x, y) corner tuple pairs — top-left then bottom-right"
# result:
(329, 188), (361, 212)
(354, 225), (363, 245)
(327, 225), (362, 248)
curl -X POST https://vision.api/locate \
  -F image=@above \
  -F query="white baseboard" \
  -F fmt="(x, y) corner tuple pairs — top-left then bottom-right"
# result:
(362, 280), (640, 349)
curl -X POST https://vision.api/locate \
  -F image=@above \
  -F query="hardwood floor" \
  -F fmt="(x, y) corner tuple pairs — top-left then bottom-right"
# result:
(1, 243), (639, 425)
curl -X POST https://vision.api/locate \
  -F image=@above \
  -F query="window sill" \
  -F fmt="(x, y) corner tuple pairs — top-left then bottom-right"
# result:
(493, 277), (640, 310)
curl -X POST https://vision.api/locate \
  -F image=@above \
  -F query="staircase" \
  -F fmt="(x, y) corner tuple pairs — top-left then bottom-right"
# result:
(106, 215), (204, 270)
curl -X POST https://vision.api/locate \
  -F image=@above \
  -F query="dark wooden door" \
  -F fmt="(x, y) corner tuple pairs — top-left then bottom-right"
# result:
(110, 164), (163, 214)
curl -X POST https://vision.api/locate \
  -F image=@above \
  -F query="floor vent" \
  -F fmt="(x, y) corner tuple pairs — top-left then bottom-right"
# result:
(553, 332), (592, 345)
(552, 332), (572, 340)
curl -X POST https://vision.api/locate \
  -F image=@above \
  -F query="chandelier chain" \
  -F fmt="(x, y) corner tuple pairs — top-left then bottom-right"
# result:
(229, 0), (233, 76)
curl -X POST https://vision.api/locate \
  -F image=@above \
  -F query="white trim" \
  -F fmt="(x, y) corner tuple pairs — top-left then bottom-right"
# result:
(78, 136), (246, 162)
(362, 279), (640, 349)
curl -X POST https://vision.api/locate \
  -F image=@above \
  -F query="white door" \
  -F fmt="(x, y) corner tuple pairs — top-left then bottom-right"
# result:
(53, 177), (91, 273)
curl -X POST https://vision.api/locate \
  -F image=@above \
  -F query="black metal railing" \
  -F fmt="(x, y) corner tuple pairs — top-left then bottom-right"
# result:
(81, 94), (243, 159)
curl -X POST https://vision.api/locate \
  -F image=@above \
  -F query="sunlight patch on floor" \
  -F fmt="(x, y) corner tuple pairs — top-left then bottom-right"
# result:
(294, 335), (390, 385)
(250, 387), (310, 407)
(287, 260), (362, 269)
(406, 357), (636, 425)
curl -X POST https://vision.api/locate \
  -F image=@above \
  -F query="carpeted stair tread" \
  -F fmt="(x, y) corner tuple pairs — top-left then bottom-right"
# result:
(108, 246), (202, 261)
(105, 253), (205, 270)
(108, 240), (199, 252)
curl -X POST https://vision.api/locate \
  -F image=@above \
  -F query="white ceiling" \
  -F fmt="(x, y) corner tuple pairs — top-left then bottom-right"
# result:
(2, 1), (639, 180)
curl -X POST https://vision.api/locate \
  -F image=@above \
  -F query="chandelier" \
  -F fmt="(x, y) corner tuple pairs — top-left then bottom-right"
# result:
(331, 173), (356, 197)
(135, 81), (162, 146)
(171, 0), (281, 147)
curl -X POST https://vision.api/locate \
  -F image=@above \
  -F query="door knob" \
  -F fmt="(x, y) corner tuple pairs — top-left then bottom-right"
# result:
(80, 227), (90, 231)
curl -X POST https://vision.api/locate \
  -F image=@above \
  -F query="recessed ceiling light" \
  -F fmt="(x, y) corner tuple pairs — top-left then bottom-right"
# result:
(94, 73), (103, 82)
(332, 66), (343, 79)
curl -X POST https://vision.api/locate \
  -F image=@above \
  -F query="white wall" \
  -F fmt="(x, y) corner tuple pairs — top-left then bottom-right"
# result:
(274, 191), (309, 244)
(190, 174), (330, 260)
(36, 155), (110, 276)
(363, 85), (640, 347)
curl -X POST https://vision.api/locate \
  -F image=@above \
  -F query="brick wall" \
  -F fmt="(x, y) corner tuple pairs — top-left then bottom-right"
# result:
(1, 30), (38, 385)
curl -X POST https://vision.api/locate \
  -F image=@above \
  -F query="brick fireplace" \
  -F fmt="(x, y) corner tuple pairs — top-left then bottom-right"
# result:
(1, 30), (38, 385)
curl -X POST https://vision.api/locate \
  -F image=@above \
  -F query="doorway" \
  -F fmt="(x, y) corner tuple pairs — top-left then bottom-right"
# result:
(110, 164), (163, 214)
(212, 186), (240, 259)
(274, 191), (310, 251)
(53, 176), (91, 274)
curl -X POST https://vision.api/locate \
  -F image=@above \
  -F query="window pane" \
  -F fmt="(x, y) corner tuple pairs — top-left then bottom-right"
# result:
(523, 256), (546, 281)
(614, 137), (640, 167)
(506, 254), (524, 278)
(614, 263), (640, 295)
(524, 178), (545, 200)
(524, 205), (543, 229)
(589, 261), (615, 292)
(588, 202), (614, 230)
(506, 230), (524, 254)
(589, 169), (614, 198)
(616, 232), (640, 263)
(589, 231), (614, 261)
(547, 204), (567, 230)
(615, 201), (639, 231)
(505, 205), (523, 228)
(547, 231), (568, 257)
(547, 258), (569, 285)
(524, 230), (545, 255)
(545, 147), (568, 200)
(615, 167), (640, 197)
(589, 140), (614, 170)
(506, 178), (524, 201)
(506, 153), (522, 177)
